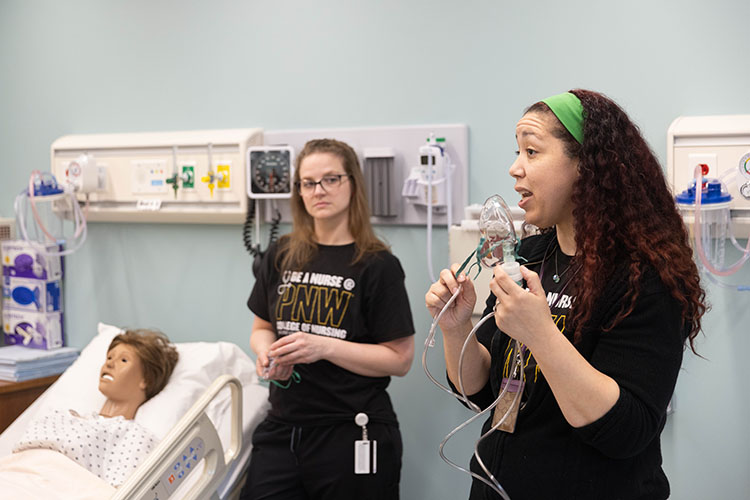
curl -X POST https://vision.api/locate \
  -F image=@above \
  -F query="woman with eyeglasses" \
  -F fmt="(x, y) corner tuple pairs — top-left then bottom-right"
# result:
(241, 138), (415, 500)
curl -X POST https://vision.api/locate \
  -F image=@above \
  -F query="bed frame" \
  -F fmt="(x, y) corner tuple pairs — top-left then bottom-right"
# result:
(113, 375), (244, 500)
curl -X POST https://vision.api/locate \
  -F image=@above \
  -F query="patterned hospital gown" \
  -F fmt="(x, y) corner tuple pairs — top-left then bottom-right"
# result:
(13, 408), (157, 487)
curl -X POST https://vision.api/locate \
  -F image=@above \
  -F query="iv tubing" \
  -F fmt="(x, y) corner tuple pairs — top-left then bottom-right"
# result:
(422, 286), (477, 408)
(457, 313), (522, 500)
(446, 151), (453, 229)
(713, 170), (748, 254)
(28, 172), (59, 242)
(693, 165), (750, 275)
(702, 271), (750, 292)
(15, 171), (87, 257)
(426, 147), (436, 283)
(424, 285), (520, 499)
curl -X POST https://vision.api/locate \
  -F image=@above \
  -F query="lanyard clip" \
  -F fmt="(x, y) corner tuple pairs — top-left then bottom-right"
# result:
(355, 412), (369, 441)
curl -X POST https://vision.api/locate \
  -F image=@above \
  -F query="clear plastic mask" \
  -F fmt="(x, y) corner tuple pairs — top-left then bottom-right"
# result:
(477, 195), (518, 268)
(456, 195), (519, 279)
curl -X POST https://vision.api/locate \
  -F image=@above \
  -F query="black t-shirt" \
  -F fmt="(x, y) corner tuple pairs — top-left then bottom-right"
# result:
(247, 241), (415, 426)
(509, 244), (575, 404)
(462, 231), (684, 499)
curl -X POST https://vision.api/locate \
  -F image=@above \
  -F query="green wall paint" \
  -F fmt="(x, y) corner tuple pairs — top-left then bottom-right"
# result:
(2, 1), (750, 498)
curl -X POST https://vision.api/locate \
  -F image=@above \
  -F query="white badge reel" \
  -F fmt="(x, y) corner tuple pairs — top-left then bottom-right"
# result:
(354, 412), (377, 474)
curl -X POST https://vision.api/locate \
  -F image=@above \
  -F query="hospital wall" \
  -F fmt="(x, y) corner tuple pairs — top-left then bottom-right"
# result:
(1, 1), (749, 498)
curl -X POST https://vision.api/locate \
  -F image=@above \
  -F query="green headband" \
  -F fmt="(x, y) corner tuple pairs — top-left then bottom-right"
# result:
(541, 92), (584, 144)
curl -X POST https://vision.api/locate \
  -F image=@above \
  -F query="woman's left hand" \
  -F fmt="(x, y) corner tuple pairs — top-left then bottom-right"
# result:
(268, 331), (333, 366)
(490, 265), (555, 349)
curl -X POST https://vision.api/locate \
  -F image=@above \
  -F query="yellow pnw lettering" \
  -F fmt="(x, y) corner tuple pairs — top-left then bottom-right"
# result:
(275, 284), (353, 327)
(294, 286), (317, 323)
(318, 288), (353, 327)
(275, 285), (297, 319)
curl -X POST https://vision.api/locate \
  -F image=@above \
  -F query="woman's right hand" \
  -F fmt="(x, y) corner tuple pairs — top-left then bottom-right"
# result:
(425, 263), (477, 333)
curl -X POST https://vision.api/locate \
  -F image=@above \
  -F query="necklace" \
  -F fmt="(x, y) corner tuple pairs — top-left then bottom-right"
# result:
(552, 246), (572, 283)
(539, 238), (580, 313)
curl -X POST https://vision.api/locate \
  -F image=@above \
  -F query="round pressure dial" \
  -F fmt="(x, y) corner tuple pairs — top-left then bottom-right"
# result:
(252, 150), (290, 192)
(740, 152), (750, 180)
(246, 146), (294, 199)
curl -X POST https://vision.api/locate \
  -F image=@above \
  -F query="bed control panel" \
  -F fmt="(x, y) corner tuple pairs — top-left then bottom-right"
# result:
(147, 437), (206, 499)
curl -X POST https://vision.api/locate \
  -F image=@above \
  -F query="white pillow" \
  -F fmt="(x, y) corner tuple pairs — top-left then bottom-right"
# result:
(42, 322), (258, 440)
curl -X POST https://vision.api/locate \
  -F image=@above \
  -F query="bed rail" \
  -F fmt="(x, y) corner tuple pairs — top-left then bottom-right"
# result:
(112, 374), (243, 500)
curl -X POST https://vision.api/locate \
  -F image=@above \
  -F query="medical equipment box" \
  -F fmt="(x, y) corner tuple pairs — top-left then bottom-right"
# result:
(1, 240), (63, 281)
(2, 309), (64, 350)
(2, 276), (63, 313)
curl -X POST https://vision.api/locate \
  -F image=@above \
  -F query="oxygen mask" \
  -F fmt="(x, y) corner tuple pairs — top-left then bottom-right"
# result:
(458, 194), (521, 280)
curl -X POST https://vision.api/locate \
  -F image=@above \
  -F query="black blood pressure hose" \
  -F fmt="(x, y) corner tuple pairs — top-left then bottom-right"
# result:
(243, 198), (282, 278)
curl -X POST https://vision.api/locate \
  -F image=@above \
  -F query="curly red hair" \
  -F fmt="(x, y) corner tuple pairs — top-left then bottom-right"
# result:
(528, 89), (707, 352)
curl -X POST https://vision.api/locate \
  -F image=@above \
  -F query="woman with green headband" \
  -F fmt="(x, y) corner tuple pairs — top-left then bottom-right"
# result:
(426, 89), (706, 499)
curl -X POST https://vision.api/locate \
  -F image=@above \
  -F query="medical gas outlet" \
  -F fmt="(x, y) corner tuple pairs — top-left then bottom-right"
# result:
(166, 166), (196, 197)
(402, 136), (452, 212)
(201, 165), (231, 198)
(51, 129), (262, 224)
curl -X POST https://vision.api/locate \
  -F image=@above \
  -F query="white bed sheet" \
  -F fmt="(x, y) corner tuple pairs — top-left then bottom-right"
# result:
(0, 322), (269, 499)
(0, 449), (115, 499)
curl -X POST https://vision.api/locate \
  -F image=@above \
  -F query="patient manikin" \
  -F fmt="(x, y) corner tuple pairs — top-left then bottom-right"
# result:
(9, 329), (179, 488)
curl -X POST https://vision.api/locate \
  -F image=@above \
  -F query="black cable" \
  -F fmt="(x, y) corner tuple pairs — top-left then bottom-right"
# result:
(243, 198), (284, 278)
(243, 197), (260, 257)
(269, 205), (281, 244)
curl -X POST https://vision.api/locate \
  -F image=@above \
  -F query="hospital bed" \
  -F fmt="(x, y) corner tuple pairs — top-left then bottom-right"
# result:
(0, 322), (270, 499)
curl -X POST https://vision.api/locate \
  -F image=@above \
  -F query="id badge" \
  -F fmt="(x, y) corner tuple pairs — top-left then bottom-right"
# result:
(354, 440), (377, 474)
(492, 377), (524, 433)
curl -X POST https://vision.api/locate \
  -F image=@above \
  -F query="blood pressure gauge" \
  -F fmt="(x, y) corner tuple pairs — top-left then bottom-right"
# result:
(246, 146), (294, 199)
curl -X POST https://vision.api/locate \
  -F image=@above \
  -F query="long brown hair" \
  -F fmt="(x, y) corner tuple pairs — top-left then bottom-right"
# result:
(527, 89), (707, 352)
(279, 138), (389, 271)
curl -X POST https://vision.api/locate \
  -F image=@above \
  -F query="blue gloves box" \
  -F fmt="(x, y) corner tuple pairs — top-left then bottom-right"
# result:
(1, 240), (63, 281)
(2, 276), (63, 313)
(2, 310), (64, 350)
(1, 240), (65, 350)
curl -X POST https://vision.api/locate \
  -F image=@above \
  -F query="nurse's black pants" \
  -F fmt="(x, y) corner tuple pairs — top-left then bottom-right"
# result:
(239, 418), (402, 500)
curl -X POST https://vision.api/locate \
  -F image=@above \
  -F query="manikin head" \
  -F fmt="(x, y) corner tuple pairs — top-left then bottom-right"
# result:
(98, 329), (179, 419)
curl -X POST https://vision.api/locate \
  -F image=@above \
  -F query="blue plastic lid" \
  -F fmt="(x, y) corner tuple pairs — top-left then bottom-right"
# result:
(29, 175), (64, 196)
(675, 178), (732, 204)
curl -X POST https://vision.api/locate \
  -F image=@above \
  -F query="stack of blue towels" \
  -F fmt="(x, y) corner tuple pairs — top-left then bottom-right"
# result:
(0, 345), (78, 382)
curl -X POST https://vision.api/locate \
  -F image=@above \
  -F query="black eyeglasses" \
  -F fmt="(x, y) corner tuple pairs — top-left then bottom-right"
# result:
(295, 174), (350, 195)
